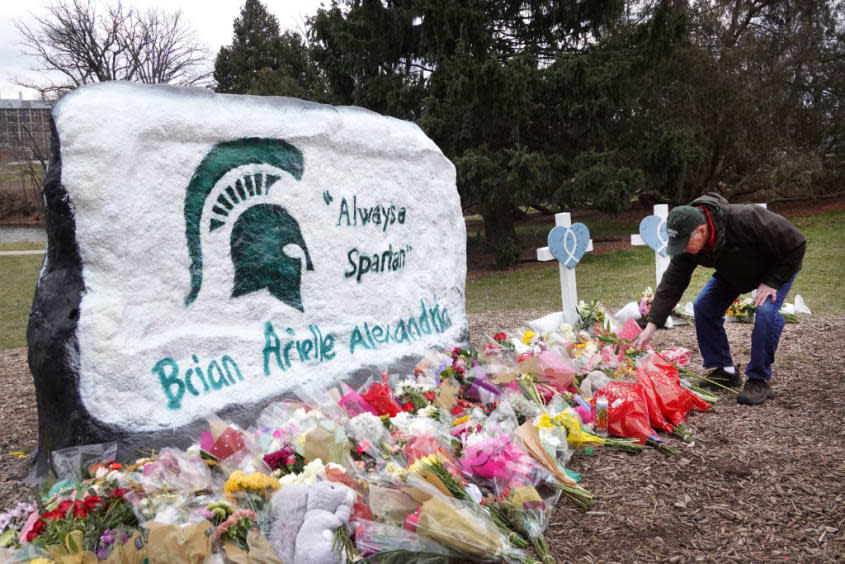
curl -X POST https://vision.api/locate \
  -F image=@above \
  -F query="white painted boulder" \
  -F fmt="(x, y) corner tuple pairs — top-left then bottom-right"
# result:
(28, 81), (467, 470)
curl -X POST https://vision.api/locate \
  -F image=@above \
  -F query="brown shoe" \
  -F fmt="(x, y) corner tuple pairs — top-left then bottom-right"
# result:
(737, 378), (775, 405)
(701, 367), (742, 390)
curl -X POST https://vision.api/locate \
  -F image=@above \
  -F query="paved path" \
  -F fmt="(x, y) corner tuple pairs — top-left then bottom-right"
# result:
(0, 250), (45, 256)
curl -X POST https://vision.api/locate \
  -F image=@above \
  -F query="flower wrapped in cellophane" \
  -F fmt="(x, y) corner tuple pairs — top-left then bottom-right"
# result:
(403, 476), (537, 564)
(353, 518), (457, 563)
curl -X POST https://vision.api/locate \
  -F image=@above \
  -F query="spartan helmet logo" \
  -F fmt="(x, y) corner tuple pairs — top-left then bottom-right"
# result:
(183, 138), (314, 311)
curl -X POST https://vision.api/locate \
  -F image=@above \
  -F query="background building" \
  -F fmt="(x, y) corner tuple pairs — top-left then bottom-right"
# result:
(0, 97), (51, 163)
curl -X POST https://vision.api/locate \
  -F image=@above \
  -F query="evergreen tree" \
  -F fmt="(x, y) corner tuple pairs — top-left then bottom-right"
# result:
(311, 1), (684, 266)
(214, 0), (284, 94)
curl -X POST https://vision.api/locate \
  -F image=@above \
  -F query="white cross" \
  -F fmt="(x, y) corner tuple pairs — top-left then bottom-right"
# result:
(630, 204), (671, 288)
(537, 212), (593, 325)
(631, 203), (768, 288)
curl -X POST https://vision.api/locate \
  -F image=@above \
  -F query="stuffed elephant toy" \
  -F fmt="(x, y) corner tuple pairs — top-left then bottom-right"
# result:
(269, 481), (355, 564)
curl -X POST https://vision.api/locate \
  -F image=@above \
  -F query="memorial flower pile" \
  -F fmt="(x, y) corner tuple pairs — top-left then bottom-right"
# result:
(2, 301), (734, 563)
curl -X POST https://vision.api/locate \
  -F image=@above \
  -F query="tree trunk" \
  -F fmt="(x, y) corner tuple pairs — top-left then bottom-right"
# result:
(481, 188), (520, 268)
(481, 189), (517, 248)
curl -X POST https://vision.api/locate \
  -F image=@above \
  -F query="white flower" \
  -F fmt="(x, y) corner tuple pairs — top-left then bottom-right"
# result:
(418, 405), (438, 418)
(279, 459), (326, 488)
(559, 323), (576, 342)
(391, 412), (441, 438)
(348, 412), (386, 441)
(394, 378), (435, 397)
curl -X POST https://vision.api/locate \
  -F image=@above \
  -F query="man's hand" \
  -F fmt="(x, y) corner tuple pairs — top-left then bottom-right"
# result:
(754, 283), (777, 307)
(632, 322), (657, 350)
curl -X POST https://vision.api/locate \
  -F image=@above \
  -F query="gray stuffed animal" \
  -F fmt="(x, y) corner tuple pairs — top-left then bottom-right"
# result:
(269, 481), (355, 564)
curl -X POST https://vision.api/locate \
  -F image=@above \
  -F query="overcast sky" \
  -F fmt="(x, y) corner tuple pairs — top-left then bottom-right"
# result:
(0, 0), (327, 100)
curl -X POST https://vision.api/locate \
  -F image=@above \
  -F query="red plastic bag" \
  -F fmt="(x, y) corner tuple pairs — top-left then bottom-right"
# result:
(684, 386), (712, 413)
(644, 353), (710, 412)
(592, 382), (655, 444)
(360, 373), (404, 417)
(635, 369), (674, 434)
(640, 353), (712, 424)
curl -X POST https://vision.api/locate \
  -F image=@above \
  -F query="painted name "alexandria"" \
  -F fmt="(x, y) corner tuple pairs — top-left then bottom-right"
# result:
(336, 196), (407, 232)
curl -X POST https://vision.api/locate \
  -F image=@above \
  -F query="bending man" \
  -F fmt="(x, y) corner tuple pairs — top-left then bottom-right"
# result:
(633, 193), (805, 406)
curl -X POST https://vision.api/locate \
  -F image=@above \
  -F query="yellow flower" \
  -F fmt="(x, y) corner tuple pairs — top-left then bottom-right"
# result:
(452, 414), (471, 426)
(223, 470), (279, 495)
(29, 559), (54, 564)
(521, 330), (537, 345)
(407, 452), (443, 475)
(536, 413), (554, 429)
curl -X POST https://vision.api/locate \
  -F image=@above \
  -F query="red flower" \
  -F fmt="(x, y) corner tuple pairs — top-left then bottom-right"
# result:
(110, 487), (128, 499)
(493, 332), (507, 343)
(84, 495), (105, 511)
(401, 401), (415, 413)
(71, 500), (87, 519)
(42, 509), (63, 521)
(423, 391), (435, 401)
(108, 462), (123, 470)
(25, 518), (46, 542)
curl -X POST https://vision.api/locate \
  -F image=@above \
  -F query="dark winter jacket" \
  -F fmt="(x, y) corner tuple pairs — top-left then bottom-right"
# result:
(647, 193), (806, 327)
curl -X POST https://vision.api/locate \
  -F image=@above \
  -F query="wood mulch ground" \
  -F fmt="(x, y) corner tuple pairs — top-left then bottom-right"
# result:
(1, 312), (843, 561)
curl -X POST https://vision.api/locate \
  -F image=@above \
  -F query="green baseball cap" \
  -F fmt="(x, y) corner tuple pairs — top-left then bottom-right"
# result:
(666, 206), (705, 256)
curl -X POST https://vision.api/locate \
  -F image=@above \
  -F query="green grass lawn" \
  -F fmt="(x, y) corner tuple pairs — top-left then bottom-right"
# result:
(467, 209), (845, 314)
(0, 253), (43, 349)
(0, 211), (842, 350)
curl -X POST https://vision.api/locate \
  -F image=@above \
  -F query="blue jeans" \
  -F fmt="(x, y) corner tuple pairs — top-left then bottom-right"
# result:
(692, 273), (796, 382)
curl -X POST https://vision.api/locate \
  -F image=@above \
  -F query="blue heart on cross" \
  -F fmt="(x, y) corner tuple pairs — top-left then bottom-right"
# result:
(547, 223), (590, 269)
(639, 215), (668, 257)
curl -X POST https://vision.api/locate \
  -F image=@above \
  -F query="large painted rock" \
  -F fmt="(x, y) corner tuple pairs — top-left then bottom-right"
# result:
(28, 81), (467, 471)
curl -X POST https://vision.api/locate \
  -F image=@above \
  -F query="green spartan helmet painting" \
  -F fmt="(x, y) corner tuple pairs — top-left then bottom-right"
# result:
(183, 138), (314, 312)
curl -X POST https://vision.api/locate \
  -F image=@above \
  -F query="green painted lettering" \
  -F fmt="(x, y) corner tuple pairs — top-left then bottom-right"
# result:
(418, 301), (432, 335)
(222, 355), (243, 383)
(345, 248), (358, 279)
(349, 326), (372, 354)
(184, 368), (200, 396)
(357, 254), (371, 282)
(263, 321), (286, 375)
(192, 354), (210, 391)
(393, 320), (410, 343)
(322, 332), (336, 360)
(154, 358), (184, 410)
(207, 360), (228, 389)
(337, 198), (351, 226)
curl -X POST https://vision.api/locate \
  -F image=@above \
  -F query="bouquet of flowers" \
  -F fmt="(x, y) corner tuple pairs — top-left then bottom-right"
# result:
(403, 476), (537, 563)
(0, 501), (37, 549)
(353, 518), (455, 562)
(638, 287), (654, 317)
(22, 484), (137, 551)
(727, 297), (755, 322)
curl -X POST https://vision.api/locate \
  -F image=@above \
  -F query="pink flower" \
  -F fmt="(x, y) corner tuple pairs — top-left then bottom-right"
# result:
(18, 509), (41, 544)
(639, 296), (652, 317)
(356, 440), (373, 455)
(403, 506), (421, 532)
(459, 436), (532, 482)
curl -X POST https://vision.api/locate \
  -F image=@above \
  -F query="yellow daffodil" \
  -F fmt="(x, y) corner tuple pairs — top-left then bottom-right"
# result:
(536, 413), (555, 429)
(521, 330), (537, 345)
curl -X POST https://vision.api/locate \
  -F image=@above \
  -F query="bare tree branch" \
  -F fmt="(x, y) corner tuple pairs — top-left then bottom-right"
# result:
(14, 0), (210, 99)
